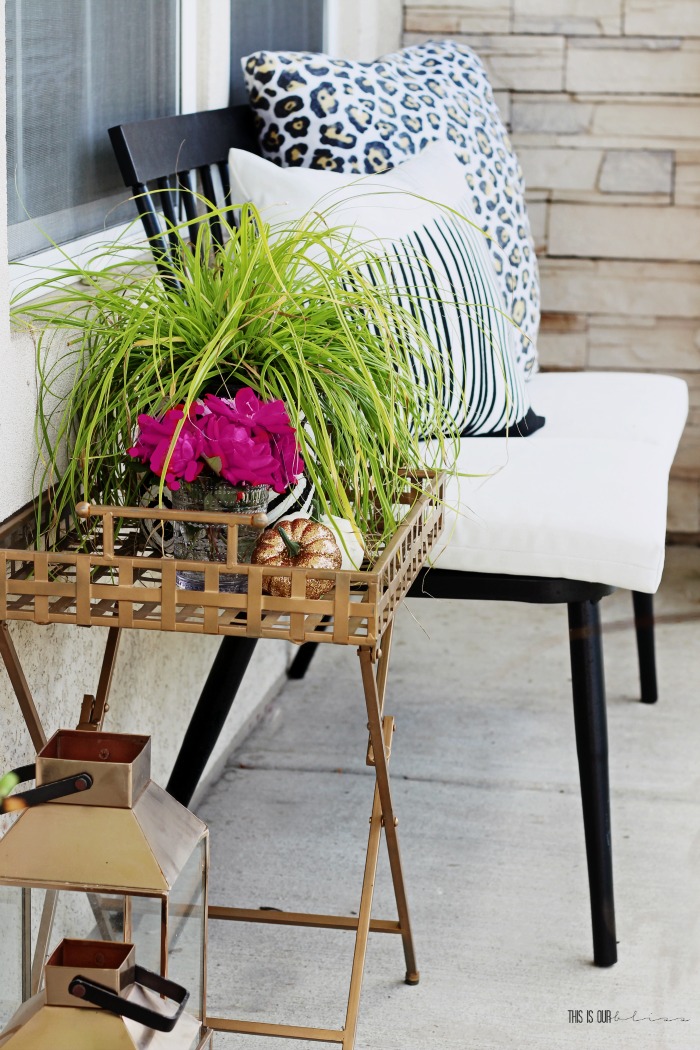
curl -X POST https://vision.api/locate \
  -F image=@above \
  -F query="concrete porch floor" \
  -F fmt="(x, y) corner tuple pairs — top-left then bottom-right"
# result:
(198, 546), (700, 1050)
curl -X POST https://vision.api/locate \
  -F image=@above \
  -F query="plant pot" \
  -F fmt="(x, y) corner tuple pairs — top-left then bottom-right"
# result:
(171, 477), (268, 593)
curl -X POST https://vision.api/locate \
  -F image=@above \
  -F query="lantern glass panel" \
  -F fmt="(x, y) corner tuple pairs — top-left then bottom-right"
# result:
(130, 839), (206, 1021)
(0, 886), (23, 1028)
(168, 838), (207, 1022)
(52, 890), (126, 944)
(0, 888), (127, 1017)
(129, 895), (161, 972)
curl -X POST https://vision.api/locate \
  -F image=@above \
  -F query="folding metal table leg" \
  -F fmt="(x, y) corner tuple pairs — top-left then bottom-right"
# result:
(359, 644), (419, 984)
(374, 620), (394, 716)
(207, 714), (410, 1047)
(207, 633), (418, 1048)
(0, 622), (123, 744)
(342, 715), (397, 1048)
(0, 622), (47, 750)
(77, 626), (121, 730)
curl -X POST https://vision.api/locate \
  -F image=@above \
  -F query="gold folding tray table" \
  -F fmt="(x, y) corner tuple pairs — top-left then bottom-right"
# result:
(0, 470), (445, 1048)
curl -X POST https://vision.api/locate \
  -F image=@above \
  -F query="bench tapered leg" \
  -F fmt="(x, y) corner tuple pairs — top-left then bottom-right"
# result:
(568, 599), (617, 967)
(167, 636), (258, 807)
(287, 640), (320, 680)
(632, 591), (658, 704)
(287, 616), (332, 680)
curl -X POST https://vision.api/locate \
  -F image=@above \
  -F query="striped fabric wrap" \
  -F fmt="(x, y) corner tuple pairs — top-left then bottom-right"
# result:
(266, 472), (315, 523)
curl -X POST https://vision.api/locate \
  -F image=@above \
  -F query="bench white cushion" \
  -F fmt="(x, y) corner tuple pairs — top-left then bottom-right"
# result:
(430, 372), (688, 592)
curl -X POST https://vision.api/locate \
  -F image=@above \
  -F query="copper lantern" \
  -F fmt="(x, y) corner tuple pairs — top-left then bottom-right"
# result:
(0, 731), (210, 1049)
(0, 937), (206, 1048)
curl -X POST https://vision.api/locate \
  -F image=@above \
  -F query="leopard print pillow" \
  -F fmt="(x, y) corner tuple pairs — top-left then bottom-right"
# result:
(242, 41), (540, 379)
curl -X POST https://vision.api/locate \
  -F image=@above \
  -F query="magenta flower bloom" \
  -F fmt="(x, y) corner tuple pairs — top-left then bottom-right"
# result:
(127, 407), (206, 491)
(201, 415), (279, 487)
(127, 389), (304, 494)
(202, 391), (304, 493)
(206, 388), (294, 435)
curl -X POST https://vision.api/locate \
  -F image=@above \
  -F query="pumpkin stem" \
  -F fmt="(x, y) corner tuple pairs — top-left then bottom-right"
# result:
(277, 526), (301, 559)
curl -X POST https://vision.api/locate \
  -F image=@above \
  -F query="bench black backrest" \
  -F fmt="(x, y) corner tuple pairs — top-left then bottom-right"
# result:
(108, 104), (260, 276)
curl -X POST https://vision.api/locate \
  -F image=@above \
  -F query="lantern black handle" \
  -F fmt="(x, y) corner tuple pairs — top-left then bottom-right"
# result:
(0, 764), (93, 812)
(68, 967), (190, 1033)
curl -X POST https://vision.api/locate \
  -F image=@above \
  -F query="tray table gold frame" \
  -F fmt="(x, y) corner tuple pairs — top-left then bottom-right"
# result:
(0, 470), (445, 1049)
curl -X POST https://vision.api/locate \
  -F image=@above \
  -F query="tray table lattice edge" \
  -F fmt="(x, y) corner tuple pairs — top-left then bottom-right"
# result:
(0, 471), (445, 650)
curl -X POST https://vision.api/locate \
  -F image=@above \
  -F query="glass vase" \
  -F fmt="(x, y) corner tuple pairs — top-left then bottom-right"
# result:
(171, 477), (269, 593)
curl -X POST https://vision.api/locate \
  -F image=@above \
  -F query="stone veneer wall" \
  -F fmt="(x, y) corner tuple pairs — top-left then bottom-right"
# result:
(404, 0), (700, 536)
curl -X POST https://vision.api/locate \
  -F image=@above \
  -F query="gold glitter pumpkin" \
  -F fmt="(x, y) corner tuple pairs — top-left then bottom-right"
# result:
(251, 517), (342, 599)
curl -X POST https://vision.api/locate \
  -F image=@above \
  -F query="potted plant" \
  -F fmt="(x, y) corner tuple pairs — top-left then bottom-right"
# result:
(13, 200), (455, 557)
(127, 385), (306, 590)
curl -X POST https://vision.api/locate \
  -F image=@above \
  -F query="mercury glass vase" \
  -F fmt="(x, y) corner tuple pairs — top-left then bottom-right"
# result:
(171, 477), (268, 593)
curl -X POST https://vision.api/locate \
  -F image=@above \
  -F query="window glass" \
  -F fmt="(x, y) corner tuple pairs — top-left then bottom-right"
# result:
(6, 0), (179, 259)
(229, 0), (324, 105)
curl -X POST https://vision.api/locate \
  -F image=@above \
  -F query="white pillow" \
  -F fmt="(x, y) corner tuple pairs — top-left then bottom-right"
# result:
(229, 141), (543, 437)
(241, 41), (540, 380)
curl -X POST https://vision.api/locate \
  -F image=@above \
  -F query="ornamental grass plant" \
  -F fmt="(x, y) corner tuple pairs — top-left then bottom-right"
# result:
(13, 199), (458, 554)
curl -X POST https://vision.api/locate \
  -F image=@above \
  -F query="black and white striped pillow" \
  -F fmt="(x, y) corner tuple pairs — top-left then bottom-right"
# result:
(229, 140), (544, 439)
(242, 42), (540, 380)
(366, 205), (541, 437)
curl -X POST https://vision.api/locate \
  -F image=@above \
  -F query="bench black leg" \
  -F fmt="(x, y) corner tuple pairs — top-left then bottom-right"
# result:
(632, 591), (658, 704)
(287, 615), (332, 680)
(568, 599), (617, 967)
(287, 640), (320, 680)
(167, 636), (258, 807)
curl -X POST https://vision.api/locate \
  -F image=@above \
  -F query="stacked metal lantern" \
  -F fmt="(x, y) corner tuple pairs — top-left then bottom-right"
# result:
(0, 730), (211, 1049)
(0, 938), (198, 1049)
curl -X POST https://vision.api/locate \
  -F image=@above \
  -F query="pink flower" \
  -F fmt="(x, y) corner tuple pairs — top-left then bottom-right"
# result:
(127, 407), (205, 491)
(207, 389), (293, 435)
(201, 415), (279, 487)
(127, 388), (304, 494)
(202, 391), (304, 493)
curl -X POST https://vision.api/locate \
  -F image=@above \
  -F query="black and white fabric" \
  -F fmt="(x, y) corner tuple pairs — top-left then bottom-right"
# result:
(266, 472), (315, 523)
(229, 141), (544, 438)
(364, 209), (539, 436)
(242, 40), (540, 380)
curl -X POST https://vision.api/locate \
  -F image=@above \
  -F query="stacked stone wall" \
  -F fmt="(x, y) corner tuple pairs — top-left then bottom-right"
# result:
(404, 1), (700, 534)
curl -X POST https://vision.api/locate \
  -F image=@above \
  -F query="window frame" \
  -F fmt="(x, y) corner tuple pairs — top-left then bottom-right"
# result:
(8, 0), (201, 303)
(8, 0), (356, 303)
